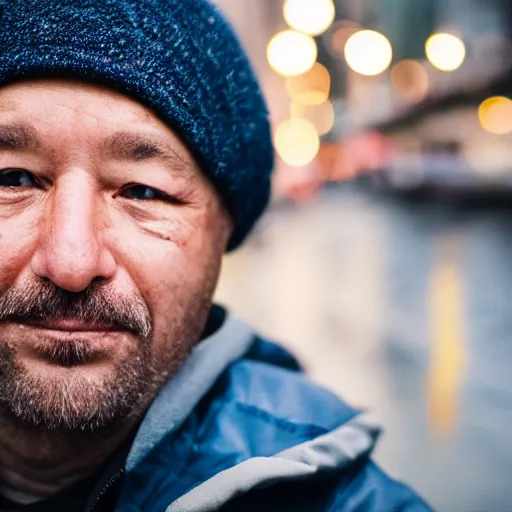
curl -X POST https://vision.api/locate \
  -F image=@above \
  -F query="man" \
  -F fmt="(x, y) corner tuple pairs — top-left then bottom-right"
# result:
(0, 0), (431, 510)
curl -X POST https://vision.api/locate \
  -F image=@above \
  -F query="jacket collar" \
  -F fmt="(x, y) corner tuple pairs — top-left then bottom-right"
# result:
(126, 313), (256, 472)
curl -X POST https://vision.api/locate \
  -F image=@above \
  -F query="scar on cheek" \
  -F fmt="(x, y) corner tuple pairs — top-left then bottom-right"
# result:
(144, 218), (194, 248)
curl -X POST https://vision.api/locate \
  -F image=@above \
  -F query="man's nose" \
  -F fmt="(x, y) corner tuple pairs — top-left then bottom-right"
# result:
(30, 173), (117, 293)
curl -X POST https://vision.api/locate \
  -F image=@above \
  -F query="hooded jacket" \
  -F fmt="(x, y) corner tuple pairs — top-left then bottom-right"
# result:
(109, 312), (432, 512)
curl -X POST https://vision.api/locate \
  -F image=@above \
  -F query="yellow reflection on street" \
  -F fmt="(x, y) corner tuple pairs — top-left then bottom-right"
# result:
(427, 239), (466, 437)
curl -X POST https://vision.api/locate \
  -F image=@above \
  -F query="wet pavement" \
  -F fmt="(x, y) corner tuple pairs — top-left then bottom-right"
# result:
(215, 185), (512, 512)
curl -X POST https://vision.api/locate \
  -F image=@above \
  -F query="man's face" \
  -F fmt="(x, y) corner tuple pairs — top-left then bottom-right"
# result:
(0, 79), (232, 432)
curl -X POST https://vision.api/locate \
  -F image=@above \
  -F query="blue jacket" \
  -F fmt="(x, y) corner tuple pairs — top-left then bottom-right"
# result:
(113, 313), (432, 512)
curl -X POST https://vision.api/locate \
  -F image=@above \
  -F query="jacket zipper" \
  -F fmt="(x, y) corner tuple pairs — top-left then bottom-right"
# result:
(87, 470), (124, 512)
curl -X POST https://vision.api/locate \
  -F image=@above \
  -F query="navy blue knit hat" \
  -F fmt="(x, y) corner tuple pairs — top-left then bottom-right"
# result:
(0, 0), (273, 250)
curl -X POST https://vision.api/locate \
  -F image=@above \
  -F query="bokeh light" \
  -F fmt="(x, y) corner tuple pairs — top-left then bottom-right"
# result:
(283, 0), (336, 36)
(328, 20), (360, 57)
(267, 30), (317, 77)
(344, 30), (393, 76)
(286, 62), (331, 106)
(390, 60), (429, 102)
(291, 99), (335, 136)
(478, 96), (512, 135)
(425, 33), (466, 72)
(274, 118), (320, 167)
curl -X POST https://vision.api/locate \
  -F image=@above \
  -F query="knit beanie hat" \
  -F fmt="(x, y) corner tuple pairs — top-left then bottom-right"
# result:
(0, 0), (273, 250)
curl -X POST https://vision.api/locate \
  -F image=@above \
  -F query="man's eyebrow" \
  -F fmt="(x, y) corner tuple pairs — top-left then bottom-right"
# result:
(0, 122), (41, 151)
(103, 132), (195, 175)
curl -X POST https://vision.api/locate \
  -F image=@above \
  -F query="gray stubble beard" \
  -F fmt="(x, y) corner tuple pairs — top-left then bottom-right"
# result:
(0, 299), (210, 435)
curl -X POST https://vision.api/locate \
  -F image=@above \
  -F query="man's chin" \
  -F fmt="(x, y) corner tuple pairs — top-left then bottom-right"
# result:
(22, 355), (118, 388)
(9, 366), (123, 431)
(0, 342), (151, 433)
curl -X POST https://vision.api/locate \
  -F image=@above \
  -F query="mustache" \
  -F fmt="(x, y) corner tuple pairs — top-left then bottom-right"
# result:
(0, 279), (152, 339)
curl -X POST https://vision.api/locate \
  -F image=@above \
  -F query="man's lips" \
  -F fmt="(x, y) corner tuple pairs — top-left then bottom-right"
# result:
(21, 319), (119, 332)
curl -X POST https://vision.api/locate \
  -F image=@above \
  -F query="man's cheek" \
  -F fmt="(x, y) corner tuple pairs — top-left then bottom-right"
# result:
(0, 227), (37, 283)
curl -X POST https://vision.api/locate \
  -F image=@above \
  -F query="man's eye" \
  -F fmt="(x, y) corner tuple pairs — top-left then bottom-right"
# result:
(121, 185), (161, 200)
(121, 184), (176, 202)
(0, 169), (39, 188)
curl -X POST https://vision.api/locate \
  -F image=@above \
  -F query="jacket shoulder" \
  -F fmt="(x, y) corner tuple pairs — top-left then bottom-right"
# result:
(220, 460), (432, 512)
(216, 346), (359, 433)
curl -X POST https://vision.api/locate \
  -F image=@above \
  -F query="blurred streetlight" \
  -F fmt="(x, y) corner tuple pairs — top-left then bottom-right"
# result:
(291, 98), (335, 136)
(267, 30), (317, 77)
(478, 96), (512, 135)
(283, 0), (336, 37)
(425, 33), (466, 72)
(344, 30), (393, 76)
(390, 60), (429, 102)
(286, 62), (331, 105)
(274, 118), (320, 166)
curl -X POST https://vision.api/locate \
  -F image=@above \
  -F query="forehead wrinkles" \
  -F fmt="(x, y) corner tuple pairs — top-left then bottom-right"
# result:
(0, 82), (158, 128)
(43, 101), (156, 134)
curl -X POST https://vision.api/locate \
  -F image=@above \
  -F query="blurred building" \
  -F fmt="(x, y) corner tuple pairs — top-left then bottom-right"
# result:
(214, 0), (512, 194)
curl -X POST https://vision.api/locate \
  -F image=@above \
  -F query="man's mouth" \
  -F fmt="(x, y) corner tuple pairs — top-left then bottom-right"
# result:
(22, 319), (118, 332)
(1, 318), (129, 367)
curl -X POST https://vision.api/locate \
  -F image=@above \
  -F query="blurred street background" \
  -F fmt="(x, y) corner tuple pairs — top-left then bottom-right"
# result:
(212, 1), (512, 510)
